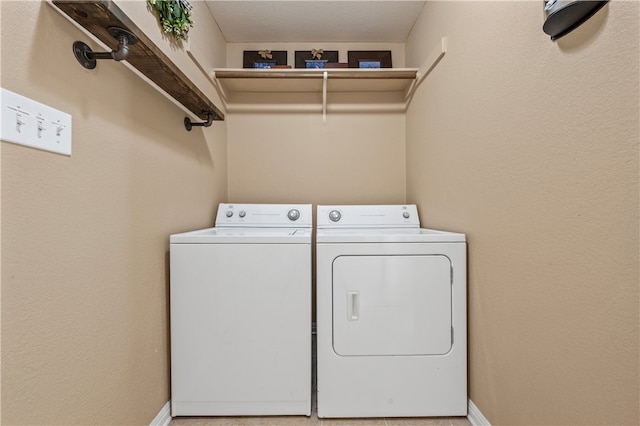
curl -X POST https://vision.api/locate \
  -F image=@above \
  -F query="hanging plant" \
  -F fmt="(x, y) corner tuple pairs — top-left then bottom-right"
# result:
(147, 0), (193, 41)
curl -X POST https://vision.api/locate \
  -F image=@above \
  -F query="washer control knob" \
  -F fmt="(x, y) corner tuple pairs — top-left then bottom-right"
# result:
(226, 210), (233, 218)
(287, 209), (300, 221)
(329, 210), (342, 222)
(239, 210), (246, 218)
(403, 211), (410, 219)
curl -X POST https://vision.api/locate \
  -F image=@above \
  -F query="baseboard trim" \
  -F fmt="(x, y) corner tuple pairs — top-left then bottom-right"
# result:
(468, 399), (491, 426)
(150, 401), (172, 426)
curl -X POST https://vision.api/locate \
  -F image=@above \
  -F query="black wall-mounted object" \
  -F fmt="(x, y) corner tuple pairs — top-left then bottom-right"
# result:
(184, 112), (215, 131)
(73, 27), (138, 69)
(543, 0), (608, 41)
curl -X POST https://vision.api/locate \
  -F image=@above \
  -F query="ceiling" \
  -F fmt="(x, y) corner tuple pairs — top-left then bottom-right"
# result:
(204, 1), (427, 43)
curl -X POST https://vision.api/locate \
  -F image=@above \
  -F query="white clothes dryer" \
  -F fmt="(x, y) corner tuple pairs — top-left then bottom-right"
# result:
(316, 205), (467, 418)
(170, 203), (312, 417)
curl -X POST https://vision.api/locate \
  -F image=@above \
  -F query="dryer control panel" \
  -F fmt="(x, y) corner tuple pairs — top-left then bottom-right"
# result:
(216, 203), (312, 228)
(317, 205), (420, 228)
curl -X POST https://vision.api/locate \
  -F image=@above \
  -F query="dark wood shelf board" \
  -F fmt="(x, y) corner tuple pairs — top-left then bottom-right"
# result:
(52, 0), (224, 121)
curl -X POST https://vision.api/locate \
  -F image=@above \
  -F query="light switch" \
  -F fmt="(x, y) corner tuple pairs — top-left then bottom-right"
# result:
(1, 88), (72, 156)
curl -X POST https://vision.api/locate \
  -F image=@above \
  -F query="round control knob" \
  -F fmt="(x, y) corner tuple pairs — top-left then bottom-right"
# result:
(239, 210), (246, 218)
(226, 210), (233, 218)
(329, 210), (342, 222)
(287, 209), (300, 221)
(403, 211), (410, 219)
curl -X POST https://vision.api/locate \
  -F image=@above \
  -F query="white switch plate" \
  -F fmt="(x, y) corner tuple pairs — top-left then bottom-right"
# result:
(1, 88), (72, 156)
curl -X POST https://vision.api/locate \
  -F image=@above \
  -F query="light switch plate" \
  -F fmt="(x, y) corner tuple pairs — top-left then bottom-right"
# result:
(1, 88), (72, 156)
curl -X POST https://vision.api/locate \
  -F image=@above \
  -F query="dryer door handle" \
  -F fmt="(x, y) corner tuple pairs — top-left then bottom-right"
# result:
(347, 291), (359, 321)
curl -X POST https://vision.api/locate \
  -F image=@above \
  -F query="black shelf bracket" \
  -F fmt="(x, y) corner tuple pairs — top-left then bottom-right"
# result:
(73, 27), (138, 69)
(184, 112), (215, 131)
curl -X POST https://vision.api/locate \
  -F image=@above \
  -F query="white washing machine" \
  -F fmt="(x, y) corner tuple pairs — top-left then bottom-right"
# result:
(316, 205), (467, 418)
(170, 203), (312, 417)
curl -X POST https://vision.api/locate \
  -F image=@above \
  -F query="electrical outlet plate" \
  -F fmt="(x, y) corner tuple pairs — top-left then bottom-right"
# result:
(1, 88), (72, 156)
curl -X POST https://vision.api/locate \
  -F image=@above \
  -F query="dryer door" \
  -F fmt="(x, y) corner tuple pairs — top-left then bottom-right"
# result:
(332, 255), (452, 356)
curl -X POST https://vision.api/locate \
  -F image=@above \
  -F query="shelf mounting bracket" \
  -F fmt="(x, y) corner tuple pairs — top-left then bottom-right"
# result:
(404, 36), (447, 104)
(184, 112), (215, 131)
(322, 71), (328, 123)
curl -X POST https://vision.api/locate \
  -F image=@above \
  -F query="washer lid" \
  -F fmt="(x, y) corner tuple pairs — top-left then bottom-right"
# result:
(170, 227), (312, 244)
(316, 227), (466, 243)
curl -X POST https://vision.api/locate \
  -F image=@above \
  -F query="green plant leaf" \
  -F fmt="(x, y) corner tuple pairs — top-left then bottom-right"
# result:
(147, 0), (192, 41)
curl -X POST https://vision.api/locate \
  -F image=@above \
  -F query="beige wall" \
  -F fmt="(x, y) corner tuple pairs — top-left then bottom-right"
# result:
(1, 1), (227, 424)
(406, 2), (639, 425)
(225, 42), (407, 206)
(227, 110), (406, 205)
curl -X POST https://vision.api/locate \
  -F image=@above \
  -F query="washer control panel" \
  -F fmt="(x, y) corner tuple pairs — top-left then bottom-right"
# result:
(216, 203), (312, 228)
(317, 205), (420, 228)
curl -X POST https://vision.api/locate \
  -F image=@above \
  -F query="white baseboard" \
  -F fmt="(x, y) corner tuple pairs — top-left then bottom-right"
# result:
(468, 399), (491, 426)
(150, 401), (172, 426)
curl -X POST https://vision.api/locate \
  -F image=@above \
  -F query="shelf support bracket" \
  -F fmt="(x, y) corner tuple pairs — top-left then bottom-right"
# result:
(405, 36), (447, 105)
(72, 27), (138, 69)
(322, 71), (328, 123)
(184, 112), (215, 131)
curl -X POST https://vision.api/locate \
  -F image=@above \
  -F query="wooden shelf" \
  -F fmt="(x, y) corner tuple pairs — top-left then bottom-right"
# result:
(52, 0), (224, 123)
(213, 68), (418, 94)
(212, 68), (422, 120)
(210, 38), (446, 116)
